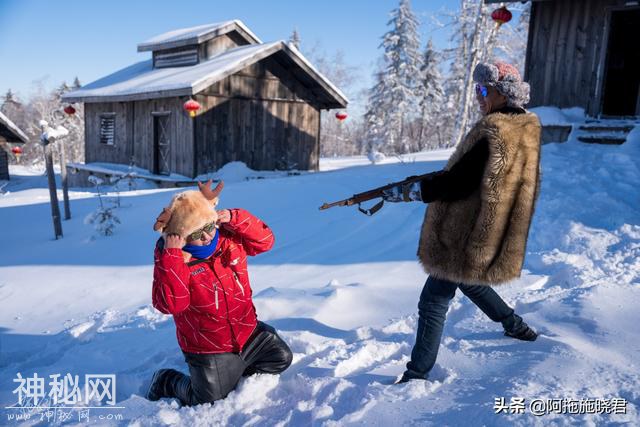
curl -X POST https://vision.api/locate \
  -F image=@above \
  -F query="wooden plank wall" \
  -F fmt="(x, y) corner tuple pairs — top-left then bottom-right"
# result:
(84, 102), (133, 165)
(526, 0), (624, 115)
(132, 98), (194, 176)
(201, 32), (251, 60)
(193, 57), (320, 175)
(85, 98), (194, 176)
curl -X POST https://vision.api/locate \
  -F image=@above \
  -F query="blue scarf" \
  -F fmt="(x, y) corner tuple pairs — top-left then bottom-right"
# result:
(182, 229), (219, 259)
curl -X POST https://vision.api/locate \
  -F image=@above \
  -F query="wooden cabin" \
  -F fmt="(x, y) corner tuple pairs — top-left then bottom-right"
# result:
(63, 20), (347, 183)
(489, 0), (640, 118)
(0, 111), (28, 180)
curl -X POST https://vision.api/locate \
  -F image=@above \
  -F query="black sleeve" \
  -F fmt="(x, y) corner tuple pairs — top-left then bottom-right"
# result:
(419, 138), (489, 203)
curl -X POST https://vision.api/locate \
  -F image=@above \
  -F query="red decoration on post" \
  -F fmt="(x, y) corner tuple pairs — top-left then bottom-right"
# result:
(335, 112), (348, 121)
(184, 99), (201, 118)
(491, 6), (512, 27)
(11, 146), (23, 161)
(64, 105), (76, 116)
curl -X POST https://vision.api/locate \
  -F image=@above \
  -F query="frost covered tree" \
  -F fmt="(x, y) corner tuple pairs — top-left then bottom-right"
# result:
(364, 69), (391, 156)
(417, 39), (445, 150)
(3, 89), (16, 104)
(1, 90), (31, 163)
(492, 2), (530, 75)
(305, 43), (362, 157)
(365, 0), (422, 155)
(438, 0), (526, 148)
(85, 176), (120, 237)
(1, 80), (85, 167)
(1, 89), (27, 131)
(19, 79), (85, 167)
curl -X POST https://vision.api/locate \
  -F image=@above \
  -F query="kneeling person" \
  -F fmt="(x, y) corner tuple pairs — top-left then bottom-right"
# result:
(147, 180), (292, 406)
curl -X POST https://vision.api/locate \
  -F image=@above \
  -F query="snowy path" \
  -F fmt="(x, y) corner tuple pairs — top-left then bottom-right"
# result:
(1, 123), (640, 425)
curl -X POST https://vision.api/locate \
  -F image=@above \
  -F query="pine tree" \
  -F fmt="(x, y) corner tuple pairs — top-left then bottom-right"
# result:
(4, 89), (15, 104)
(56, 81), (71, 97)
(72, 76), (82, 89)
(365, 0), (422, 155)
(417, 39), (445, 149)
(289, 29), (301, 50)
(364, 70), (390, 155)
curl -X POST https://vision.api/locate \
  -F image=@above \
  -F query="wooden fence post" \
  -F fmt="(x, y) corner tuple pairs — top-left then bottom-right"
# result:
(59, 141), (71, 220)
(40, 120), (64, 239)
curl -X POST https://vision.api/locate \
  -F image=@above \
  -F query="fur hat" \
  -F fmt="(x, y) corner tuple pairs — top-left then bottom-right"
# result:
(153, 180), (224, 238)
(473, 61), (530, 108)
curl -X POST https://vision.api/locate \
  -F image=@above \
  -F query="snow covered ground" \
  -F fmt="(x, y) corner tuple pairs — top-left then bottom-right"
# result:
(1, 110), (639, 426)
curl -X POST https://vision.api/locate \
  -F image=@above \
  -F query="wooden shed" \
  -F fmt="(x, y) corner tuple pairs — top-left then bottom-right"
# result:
(63, 20), (348, 182)
(488, 0), (640, 117)
(0, 111), (28, 180)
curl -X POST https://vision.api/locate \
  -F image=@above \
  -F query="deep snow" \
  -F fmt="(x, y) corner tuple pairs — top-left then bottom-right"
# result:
(0, 108), (639, 426)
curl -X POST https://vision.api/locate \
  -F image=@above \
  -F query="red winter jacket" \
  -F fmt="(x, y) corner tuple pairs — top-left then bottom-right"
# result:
(152, 208), (274, 354)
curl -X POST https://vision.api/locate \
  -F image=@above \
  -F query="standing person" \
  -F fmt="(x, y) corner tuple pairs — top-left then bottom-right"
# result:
(146, 180), (292, 405)
(381, 61), (541, 383)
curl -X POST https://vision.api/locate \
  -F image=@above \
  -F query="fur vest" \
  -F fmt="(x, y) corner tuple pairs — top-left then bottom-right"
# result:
(417, 111), (542, 285)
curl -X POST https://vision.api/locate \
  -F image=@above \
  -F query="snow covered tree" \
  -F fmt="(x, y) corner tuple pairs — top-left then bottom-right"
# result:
(1, 90), (31, 164)
(438, 0), (523, 148)
(289, 29), (301, 50)
(1, 89), (26, 129)
(305, 43), (362, 157)
(23, 79), (85, 166)
(72, 76), (82, 89)
(416, 39), (445, 150)
(85, 176), (121, 237)
(364, 69), (390, 155)
(365, 0), (422, 155)
(492, 2), (530, 75)
(3, 89), (16, 104)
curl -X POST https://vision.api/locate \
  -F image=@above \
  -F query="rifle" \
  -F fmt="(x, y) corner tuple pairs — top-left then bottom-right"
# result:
(319, 172), (432, 216)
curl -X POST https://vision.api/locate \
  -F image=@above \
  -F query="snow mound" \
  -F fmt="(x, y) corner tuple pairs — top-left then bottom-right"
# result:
(529, 106), (585, 125)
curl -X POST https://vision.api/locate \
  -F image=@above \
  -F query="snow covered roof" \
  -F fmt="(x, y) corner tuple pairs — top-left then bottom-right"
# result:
(137, 20), (261, 52)
(0, 111), (28, 144)
(62, 41), (348, 108)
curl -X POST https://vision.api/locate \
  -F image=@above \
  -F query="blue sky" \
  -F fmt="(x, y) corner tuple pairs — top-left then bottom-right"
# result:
(0, 0), (462, 105)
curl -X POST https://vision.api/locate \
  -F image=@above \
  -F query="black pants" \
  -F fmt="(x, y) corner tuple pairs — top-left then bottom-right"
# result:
(162, 321), (293, 406)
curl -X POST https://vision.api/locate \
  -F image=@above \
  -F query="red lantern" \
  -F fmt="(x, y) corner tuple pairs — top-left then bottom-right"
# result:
(184, 99), (201, 118)
(335, 111), (348, 121)
(11, 146), (23, 162)
(491, 6), (512, 27)
(64, 105), (76, 116)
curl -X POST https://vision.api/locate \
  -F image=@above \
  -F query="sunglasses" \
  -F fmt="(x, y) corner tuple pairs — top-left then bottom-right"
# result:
(475, 83), (488, 98)
(186, 222), (217, 242)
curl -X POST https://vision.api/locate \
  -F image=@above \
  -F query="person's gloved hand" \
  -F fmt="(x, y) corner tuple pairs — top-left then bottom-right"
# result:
(381, 180), (422, 202)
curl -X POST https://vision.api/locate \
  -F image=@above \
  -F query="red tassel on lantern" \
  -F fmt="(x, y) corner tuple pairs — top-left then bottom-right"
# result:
(491, 6), (512, 27)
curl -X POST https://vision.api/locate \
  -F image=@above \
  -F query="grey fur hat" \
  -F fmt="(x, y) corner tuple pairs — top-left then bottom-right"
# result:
(473, 61), (530, 108)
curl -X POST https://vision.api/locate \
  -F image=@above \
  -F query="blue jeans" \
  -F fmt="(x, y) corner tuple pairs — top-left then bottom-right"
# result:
(403, 275), (523, 380)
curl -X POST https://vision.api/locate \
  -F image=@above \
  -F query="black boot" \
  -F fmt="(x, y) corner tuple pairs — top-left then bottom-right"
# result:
(147, 369), (179, 401)
(504, 323), (538, 341)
